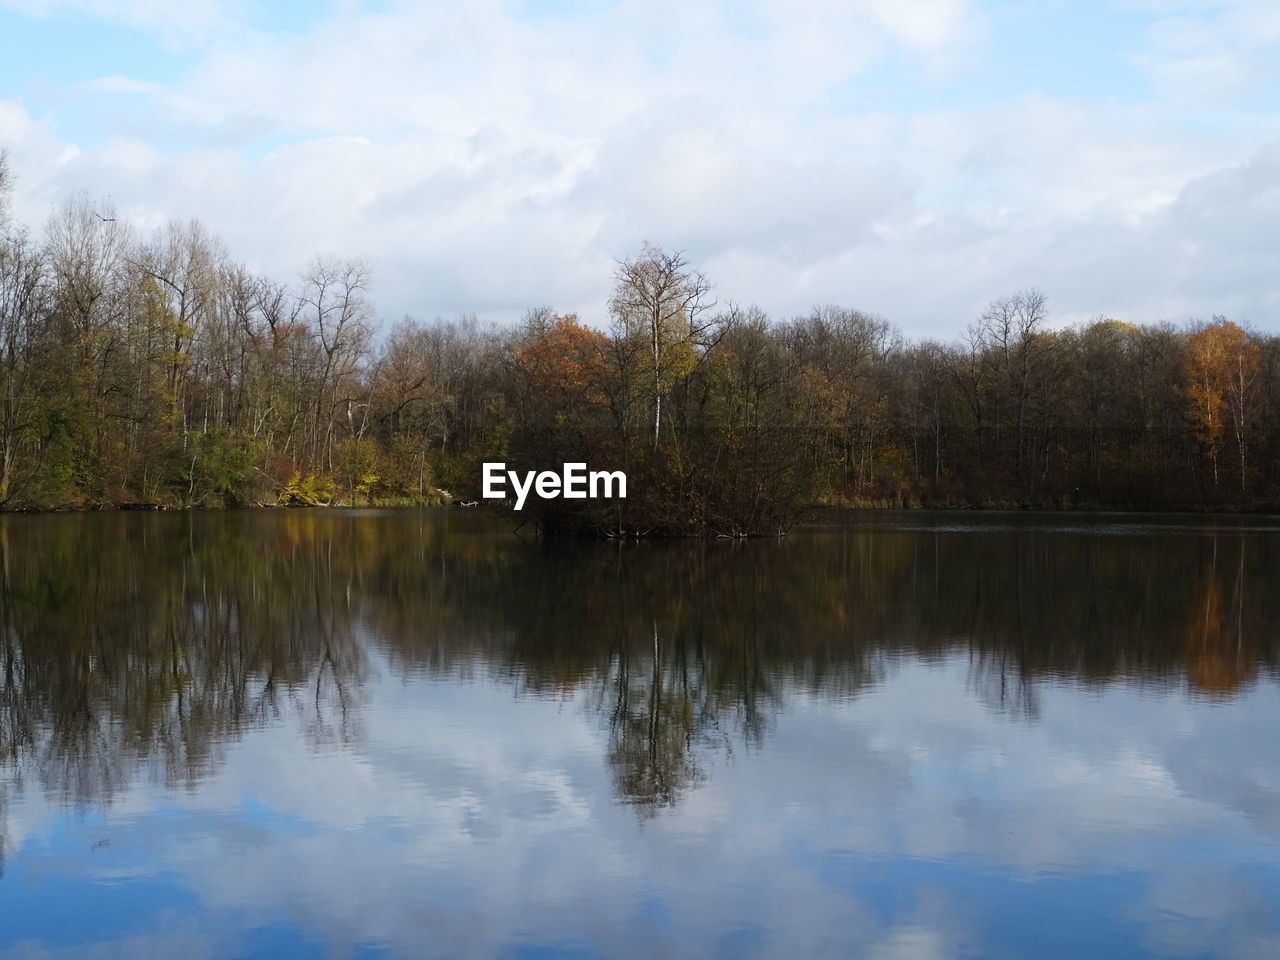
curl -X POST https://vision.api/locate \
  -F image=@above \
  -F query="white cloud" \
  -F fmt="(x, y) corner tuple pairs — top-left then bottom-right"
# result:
(1132, 0), (1280, 102)
(0, 0), (235, 45)
(0, 0), (1277, 335)
(82, 74), (164, 94)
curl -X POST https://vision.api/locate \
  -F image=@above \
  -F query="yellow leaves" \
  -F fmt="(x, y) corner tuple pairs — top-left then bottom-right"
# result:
(1183, 570), (1255, 697)
(1181, 319), (1258, 447)
(658, 338), (697, 388)
(1081, 318), (1142, 356)
(1090, 318), (1140, 337)
(277, 471), (334, 506)
(160, 348), (191, 369)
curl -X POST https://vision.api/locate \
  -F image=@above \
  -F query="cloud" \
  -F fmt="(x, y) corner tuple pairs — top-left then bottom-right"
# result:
(82, 74), (164, 94)
(1132, 0), (1280, 103)
(0, 0), (1277, 335)
(0, 0), (235, 46)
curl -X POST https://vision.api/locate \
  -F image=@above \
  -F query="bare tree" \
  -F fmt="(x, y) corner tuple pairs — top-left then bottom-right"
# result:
(972, 288), (1048, 478)
(610, 243), (715, 448)
(46, 193), (132, 345)
(0, 232), (49, 503)
(0, 150), (12, 233)
(299, 256), (373, 468)
(135, 219), (226, 445)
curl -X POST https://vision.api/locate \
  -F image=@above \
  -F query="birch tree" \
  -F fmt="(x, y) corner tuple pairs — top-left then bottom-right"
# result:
(609, 244), (715, 448)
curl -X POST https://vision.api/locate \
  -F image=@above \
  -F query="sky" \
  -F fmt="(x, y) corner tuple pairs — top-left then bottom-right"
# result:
(0, 0), (1278, 336)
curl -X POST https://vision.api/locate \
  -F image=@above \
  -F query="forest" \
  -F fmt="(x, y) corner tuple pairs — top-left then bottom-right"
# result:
(1, 152), (1278, 533)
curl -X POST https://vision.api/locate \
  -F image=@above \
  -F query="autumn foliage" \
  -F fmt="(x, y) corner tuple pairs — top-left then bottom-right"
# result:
(1181, 319), (1260, 493)
(4, 155), (1280, 525)
(513, 313), (608, 411)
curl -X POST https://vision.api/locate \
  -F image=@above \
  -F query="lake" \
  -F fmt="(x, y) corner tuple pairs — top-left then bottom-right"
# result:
(1, 509), (1278, 959)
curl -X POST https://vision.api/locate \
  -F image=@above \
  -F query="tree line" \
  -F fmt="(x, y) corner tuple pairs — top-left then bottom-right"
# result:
(1, 155), (1277, 531)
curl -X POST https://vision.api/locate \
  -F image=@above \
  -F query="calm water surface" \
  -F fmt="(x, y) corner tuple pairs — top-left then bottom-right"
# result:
(1, 510), (1279, 959)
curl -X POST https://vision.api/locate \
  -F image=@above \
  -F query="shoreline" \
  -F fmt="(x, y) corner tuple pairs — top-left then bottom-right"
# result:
(7, 500), (1280, 518)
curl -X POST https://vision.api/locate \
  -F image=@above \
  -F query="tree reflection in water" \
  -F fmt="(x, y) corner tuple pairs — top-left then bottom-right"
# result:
(0, 510), (1277, 841)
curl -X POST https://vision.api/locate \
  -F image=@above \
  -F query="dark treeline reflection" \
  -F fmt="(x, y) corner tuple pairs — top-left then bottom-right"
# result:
(2, 512), (1278, 827)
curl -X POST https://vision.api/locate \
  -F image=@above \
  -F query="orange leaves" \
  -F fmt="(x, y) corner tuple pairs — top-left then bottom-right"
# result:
(1183, 569), (1256, 697)
(1181, 319), (1258, 448)
(515, 313), (609, 408)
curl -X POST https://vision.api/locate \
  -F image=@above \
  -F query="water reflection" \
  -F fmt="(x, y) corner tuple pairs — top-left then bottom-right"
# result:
(0, 510), (1278, 958)
(2, 512), (1278, 813)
